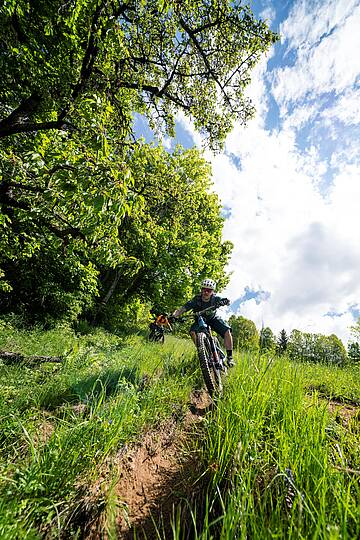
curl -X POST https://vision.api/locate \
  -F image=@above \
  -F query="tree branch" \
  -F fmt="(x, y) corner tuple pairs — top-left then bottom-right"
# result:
(0, 186), (86, 241)
(0, 120), (73, 138)
(117, 81), (191, 110)
(179, 16), (235, 111)
(60, 1), (133, 120)
(5, 182), (46, 194)
(0, 93), (41, 128)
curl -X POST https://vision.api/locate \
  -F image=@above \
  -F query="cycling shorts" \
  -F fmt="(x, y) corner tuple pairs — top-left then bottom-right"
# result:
(189, 316), (231, 339)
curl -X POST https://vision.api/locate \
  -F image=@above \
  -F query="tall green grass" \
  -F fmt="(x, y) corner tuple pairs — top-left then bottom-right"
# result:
(0, 323), (200, 539)
(176, 354), (360, 539)
(301, 360), (360, 404)
(2, 320), (359, 539)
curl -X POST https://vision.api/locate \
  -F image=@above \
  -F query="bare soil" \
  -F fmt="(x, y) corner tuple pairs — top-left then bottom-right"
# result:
(115, 389), (212, 539)
(327, 400), (359, 427)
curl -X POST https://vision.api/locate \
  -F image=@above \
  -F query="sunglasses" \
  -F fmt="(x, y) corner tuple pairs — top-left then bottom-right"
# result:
(202, 288), (213, 293)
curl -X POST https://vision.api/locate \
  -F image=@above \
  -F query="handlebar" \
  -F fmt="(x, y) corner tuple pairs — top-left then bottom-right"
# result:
(169, 298), (230, 323)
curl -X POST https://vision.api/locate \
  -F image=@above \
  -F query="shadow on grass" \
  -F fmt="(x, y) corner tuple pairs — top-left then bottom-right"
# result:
(40, 366), (140, 410)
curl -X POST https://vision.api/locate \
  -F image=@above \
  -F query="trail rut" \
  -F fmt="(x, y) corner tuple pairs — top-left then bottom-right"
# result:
(116, 389), (212, 539)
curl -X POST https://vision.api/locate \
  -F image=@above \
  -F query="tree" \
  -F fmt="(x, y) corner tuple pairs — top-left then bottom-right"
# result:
(277, 329), (288, 355)
(228, 314), (258, 352)
(1, 141), (233, 323)
(347, 317), (360, 362)
(348, 342), (360, 362)
(95, 144), (233, 326)
(0, 126), (133, 319)
(287, 329), (347, 365)
(0, 1), (277, 146)
(287, 330), (304, 362)
(324, 334), (347, 365)
(259, 326), (275, 353)
(350, 317), (360, 341)
(0, 1), (277, 322)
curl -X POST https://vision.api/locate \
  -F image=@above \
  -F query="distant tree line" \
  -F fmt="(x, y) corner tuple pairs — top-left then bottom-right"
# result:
(228, 314), (360, 365)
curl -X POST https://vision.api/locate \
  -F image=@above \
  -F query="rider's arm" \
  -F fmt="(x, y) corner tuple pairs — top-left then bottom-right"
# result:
(172, 306), (187, 318)
(172, 297), (197, 318)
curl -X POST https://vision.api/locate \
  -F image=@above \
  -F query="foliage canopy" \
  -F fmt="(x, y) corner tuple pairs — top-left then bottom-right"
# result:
(0, 0), (277, 323)
(0, 0), (277, 146)
(228, 314), (259, 352)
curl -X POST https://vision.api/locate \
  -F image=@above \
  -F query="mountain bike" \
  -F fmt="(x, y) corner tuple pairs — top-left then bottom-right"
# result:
(172, 300), (229, 396)
(148, 315), (172, 344)
(149, 322), (165, 343)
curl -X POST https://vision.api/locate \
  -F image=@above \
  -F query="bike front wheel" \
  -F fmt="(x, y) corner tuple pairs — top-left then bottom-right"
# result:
(196, 333), (223, 397)
(149, 330), (164, 343)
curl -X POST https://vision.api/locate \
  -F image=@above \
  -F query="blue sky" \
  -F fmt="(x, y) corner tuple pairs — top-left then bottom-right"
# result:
(137, 0), (360, 343)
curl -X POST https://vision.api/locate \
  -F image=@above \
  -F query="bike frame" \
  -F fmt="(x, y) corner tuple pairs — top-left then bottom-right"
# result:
(172, 302), (228, 396)
(179, 304), (226, 369)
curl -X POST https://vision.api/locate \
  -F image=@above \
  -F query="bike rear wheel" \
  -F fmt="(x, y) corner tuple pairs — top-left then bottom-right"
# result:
(196, 332), (223, 396)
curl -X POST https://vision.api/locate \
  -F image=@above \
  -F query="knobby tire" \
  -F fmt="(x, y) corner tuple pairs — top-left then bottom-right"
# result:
(149, 331), (165, 344)
(196, 332), (222, 397)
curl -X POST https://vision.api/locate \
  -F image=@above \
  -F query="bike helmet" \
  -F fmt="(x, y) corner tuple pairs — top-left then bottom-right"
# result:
(201, 278), (216, 291)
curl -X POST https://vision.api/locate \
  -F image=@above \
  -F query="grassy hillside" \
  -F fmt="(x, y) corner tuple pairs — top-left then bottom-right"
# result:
(179, 355), (360, 539)
(0, 320), (359, 539)
(0, 321), (199, 538)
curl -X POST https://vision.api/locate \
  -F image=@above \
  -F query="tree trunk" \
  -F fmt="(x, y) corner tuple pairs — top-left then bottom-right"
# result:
(0, 351), (63, 364)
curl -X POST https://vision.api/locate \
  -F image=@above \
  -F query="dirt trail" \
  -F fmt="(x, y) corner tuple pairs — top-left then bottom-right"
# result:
(327, 400), (359, 426)
(115, 389), (212, 539)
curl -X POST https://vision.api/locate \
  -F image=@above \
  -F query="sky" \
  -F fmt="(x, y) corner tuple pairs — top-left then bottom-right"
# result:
(138, 0), (360, 344)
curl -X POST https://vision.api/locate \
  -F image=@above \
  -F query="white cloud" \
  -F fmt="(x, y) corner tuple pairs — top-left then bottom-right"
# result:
(282, 102), (318, 130)
(161, 136), (172, 151)
(259, 6), (276, 26)
(173, 1), (360, 344)
(330, 139), (360, 170)
(273, 222), (360, 315)
(272, 3), (360, 111)
(215, 129), (360, 341)
(281, 0), (360, 52)
(327, 164), (360, 232)
(322, 86), (360, 125)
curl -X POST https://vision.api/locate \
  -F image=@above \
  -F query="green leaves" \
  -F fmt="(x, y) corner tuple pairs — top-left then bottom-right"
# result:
(0, 0), (276, 323)
(0, 0), (277, 146)
(95, 143), (233, 325)
(287, 329), (347, 365)
(229, 315), (259, 352)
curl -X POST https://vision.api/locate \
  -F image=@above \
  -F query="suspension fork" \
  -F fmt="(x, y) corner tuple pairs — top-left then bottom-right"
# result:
(195, 315), (219, 366)
(206, 327), (220, 366)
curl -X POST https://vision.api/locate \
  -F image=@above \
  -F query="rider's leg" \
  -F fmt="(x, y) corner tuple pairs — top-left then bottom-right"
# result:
(224, 329), (233, 350)
(190, 331), (197, 345)
(224, 329), (235, 366)
(209, 318), (235, 367)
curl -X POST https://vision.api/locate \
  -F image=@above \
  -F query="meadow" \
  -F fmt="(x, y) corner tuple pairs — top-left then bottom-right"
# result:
(0, 319), (359, 539)
(0, 321), (198, 538)
(180, 355), (360, 539)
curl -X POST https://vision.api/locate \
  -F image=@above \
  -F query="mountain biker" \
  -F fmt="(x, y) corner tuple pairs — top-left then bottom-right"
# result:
(172, 278), (235, 367)
(149, 314), (172, 338)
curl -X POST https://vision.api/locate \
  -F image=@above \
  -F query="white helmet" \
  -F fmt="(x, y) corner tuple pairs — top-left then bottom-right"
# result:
(201, 278), (216, 291)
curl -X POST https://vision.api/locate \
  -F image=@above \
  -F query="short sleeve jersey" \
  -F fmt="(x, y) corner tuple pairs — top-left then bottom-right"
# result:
(183, 294), (223, 321)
